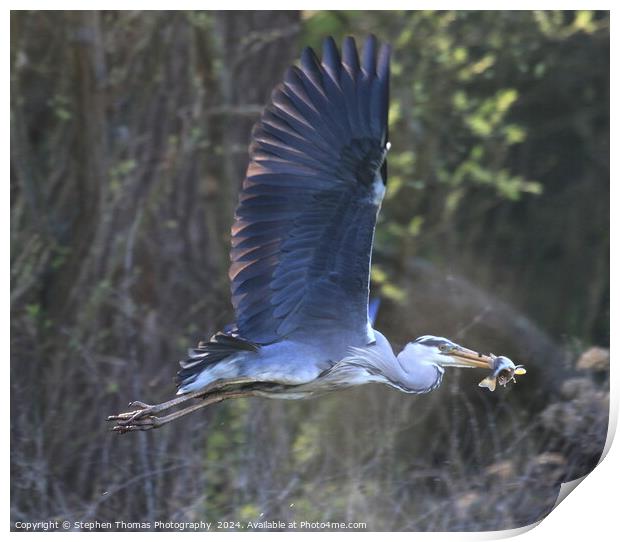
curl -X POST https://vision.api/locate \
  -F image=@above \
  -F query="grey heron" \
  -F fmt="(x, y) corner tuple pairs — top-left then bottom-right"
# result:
(109, 36), (525, 433)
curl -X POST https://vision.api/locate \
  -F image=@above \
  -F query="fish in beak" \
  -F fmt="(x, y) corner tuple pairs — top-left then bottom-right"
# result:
(478, 355), (526, 391)
(438, 345), (526, 392)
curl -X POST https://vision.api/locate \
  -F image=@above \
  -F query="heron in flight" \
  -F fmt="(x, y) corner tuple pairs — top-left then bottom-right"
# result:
(109, 36), (524, 433)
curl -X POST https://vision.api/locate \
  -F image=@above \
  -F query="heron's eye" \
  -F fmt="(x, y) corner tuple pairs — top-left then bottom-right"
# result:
(439, 343), (451, 352)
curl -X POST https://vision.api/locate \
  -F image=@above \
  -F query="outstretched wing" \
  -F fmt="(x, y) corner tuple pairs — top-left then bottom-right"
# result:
(229, 36), (390, 345)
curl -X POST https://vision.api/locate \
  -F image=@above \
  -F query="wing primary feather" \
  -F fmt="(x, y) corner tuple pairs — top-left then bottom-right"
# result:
(300, 47), (325, 97)
(229, 36), (391, 344)
(362, 35), (378, 76)
(321, 36), (342, 86)
(342, 36), (360, 73)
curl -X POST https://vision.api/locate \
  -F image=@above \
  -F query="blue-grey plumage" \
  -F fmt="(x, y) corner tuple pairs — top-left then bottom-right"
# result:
(230, 35), (389, 345)
(108, 36), (524, 433)
(176, 331), (496, 398)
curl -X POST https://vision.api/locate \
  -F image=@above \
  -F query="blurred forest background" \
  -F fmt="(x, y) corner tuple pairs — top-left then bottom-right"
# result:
(11, 10), (609, 531)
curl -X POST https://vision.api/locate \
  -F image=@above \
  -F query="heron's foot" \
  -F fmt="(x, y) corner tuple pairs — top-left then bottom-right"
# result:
(107, 401), (167, 432)
(107, 384), (258, 435)
(110, 415), (163, 433)
(107, 401), (166, 426)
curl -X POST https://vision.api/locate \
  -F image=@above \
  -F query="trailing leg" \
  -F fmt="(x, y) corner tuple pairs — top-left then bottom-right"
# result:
(106, 377), (258, 426)
(109, 388), (256, 433)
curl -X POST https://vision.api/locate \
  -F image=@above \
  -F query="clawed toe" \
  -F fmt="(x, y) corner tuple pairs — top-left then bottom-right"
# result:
(108, 401), (165, 432)
(107, 410), (136, 421)
(107, 409), (145, 423)
(107, 388), (254, 435)
(112, 416), (161, 433)
(107, 401), (158, 425)
(128, 400), (151, 409)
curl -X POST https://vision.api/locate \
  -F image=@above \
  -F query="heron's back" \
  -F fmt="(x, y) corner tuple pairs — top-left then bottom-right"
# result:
(176, 325), (385, 396)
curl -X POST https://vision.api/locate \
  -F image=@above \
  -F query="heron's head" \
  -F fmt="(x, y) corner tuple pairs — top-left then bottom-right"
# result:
(402, 335), (496, 371)
(394, 335), (526, 393)
(387, 335), (496, 394)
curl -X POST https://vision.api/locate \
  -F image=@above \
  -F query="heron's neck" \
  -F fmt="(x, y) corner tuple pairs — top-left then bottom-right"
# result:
(395, 357), (444, 393)
(348, 331), (443, 394)
(394, 342), (445, 393)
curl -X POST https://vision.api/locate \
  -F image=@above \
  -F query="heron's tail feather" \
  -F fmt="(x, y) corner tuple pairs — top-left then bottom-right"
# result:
(175, 331), (259, 392)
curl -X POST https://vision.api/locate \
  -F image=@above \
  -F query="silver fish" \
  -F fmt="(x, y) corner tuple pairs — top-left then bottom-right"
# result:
(478, 355), (526, 392)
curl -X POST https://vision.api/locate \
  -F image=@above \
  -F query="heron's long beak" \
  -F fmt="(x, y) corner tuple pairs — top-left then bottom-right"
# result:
(439, 346), (494, 370)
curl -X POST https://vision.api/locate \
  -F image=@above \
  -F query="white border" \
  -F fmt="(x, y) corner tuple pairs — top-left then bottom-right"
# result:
(5, 5), (615, 540)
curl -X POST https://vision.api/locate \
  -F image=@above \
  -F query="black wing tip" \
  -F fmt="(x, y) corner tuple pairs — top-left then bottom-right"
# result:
(300, 45), (321, 67)
(323, 35), (339, 50)
(342, 35), (357, 48)
(303, 35), (390, 71)
(321, 36), (341, 71)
